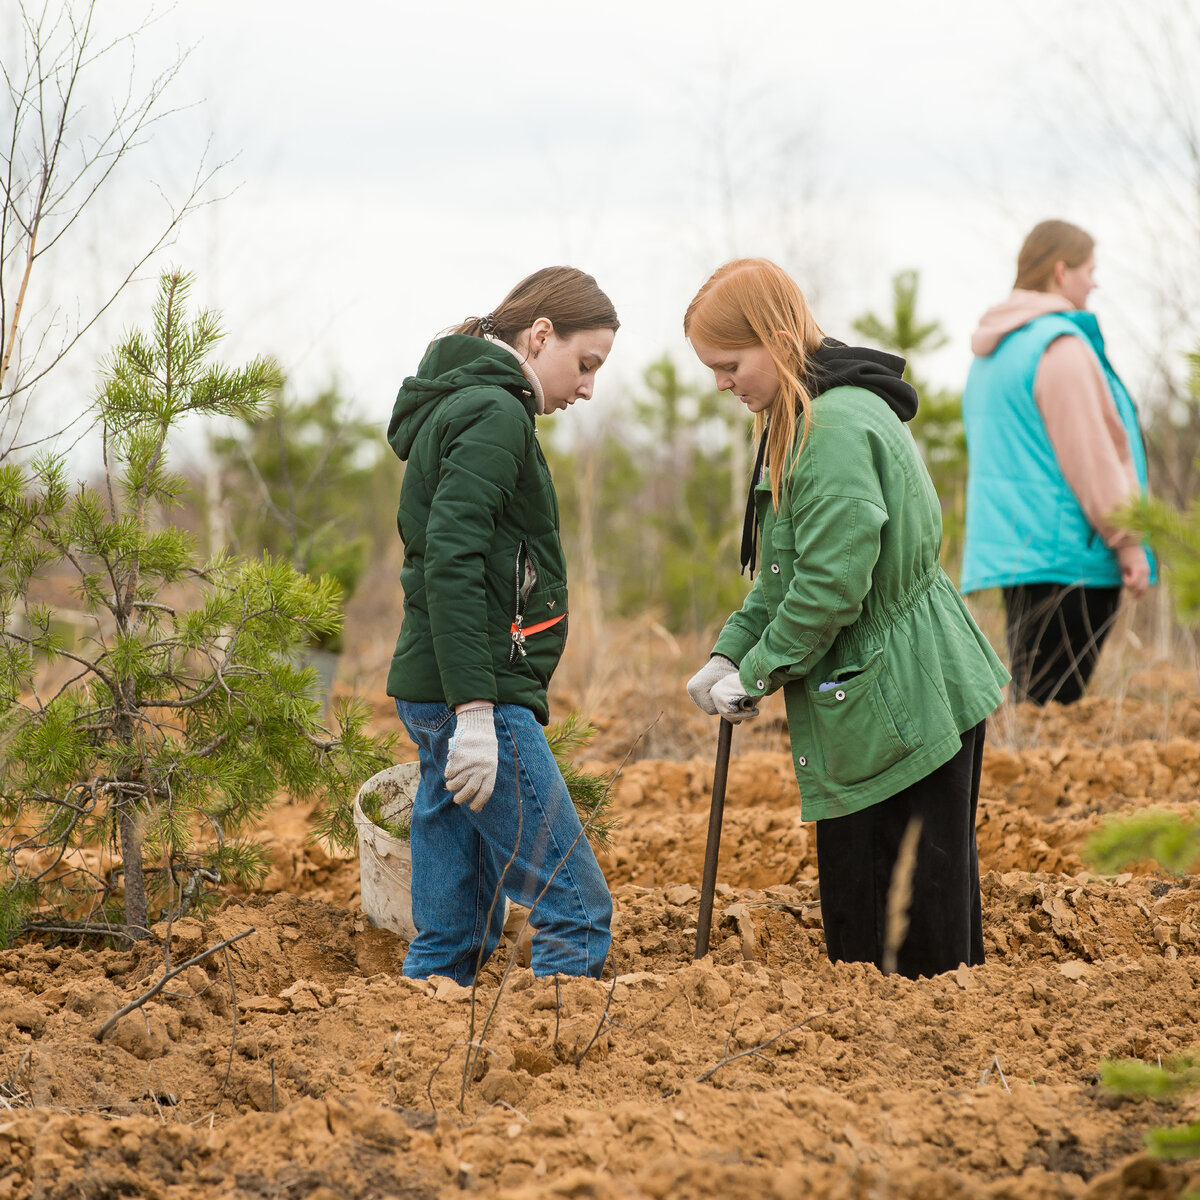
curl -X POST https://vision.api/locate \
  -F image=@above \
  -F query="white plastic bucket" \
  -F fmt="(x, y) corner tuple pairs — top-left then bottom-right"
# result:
(353, 762), (420, 940)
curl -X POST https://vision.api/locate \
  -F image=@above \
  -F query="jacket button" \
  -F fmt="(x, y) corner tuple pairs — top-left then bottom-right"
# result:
(756, 679), (765, 690)
(798, 756), (807, 767)
(835, 690), (846, 701)
(770, 564), (780, 574)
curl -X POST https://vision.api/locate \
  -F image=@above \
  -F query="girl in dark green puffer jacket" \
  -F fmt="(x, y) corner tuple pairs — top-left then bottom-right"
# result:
(386, 267), (619, 984)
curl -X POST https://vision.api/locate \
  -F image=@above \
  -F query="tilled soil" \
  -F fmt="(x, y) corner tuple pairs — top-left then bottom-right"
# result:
(1, 695), (1199, 1199)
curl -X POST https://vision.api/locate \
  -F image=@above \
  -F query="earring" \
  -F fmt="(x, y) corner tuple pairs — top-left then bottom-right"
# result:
(533, 349), (540, 359)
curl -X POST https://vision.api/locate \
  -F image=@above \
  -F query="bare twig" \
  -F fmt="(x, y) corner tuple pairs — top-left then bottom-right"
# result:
(431, 1041), (492, 1119)
(573, 963), (619, 1069)
(492, 1099), (529, 1122)
(461, 742), (525, 1105)
(21, 919), (144, 943)
(459, 715), (660, 1108)
(979, 1053), (1011, 1094)
(427, 1045), (455, 1118)
(661, 1009), (832, 1098)
(553, 976), (562, 1049)
(220, 944), (238, 1098)
(95, 928), (254, 1041)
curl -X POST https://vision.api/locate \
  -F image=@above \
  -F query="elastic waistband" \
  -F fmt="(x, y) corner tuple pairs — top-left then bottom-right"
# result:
(839, 567), (942, 650)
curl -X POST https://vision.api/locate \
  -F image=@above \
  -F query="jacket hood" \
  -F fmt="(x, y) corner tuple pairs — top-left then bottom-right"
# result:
(971, 290), (1074, 357)
(806, 339), (919, 422)
(739, 338), (919, 575)
(387, 335), (537, 461)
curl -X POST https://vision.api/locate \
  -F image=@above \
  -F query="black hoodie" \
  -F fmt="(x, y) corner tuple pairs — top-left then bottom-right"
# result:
(739, 339), (918, 575)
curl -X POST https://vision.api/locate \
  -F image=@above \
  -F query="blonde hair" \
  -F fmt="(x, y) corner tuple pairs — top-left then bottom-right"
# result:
(684, 258), (825, 511)
(1014, 220), (1095, 292)
(452, 266), (619, 344)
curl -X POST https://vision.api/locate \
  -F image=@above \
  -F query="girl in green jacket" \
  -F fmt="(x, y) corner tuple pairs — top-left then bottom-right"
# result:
(387, 266), (618, 983)
(683, 258), (1009, 980)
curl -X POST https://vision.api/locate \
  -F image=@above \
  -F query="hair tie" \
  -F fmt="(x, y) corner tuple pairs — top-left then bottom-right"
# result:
(479, 313), (496, 336)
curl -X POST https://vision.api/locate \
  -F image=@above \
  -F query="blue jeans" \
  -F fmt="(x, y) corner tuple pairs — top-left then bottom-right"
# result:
(395, 700), (612, 983)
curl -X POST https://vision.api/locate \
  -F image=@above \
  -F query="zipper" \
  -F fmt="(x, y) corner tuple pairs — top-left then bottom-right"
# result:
(509, 541), (538, 663)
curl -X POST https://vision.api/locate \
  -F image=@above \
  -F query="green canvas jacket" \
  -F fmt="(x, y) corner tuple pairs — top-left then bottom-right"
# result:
(713, 385), (1009, 820)
(385, 336), (567, 724)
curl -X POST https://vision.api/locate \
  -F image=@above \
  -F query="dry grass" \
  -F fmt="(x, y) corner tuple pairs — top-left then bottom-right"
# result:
(239, 556), (1200, 761)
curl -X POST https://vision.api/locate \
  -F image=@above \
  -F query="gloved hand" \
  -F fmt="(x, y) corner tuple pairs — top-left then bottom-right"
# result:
(445, 704), (498, 812)
(686, 654), (740, 715)
(710, 672), (760, 723)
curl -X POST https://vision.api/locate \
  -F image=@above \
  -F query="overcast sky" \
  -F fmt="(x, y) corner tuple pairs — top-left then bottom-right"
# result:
(13, 0), (1200, 449)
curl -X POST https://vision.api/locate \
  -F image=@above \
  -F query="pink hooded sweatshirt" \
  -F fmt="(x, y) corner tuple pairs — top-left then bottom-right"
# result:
(970, 290), (1141, 550)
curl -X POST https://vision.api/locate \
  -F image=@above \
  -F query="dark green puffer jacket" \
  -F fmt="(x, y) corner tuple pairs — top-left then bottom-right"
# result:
(385, 335), (567, 724)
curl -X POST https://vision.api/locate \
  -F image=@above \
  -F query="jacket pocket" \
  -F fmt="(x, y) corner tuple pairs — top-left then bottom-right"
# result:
(507, 540), (567, 673)
(521, 603), (568, 686)
(808, 649), (923, 786)
(508, 540), (539, 665)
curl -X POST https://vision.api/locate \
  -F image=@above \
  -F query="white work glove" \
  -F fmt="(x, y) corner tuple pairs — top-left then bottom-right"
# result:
(710, 672), (760, 723)
(445, 704), (498, 812)
(686, 654), (740, 715)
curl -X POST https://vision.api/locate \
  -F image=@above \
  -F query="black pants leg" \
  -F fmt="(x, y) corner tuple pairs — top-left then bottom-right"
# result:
(1003, 583), (1121, 705)
(815, 721), (986, 980)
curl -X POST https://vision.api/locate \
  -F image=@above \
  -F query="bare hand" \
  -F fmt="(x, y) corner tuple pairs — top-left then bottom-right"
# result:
(1117, 545), (1151, 599)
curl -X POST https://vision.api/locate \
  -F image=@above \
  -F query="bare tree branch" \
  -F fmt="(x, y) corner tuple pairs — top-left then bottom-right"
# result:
(0, 0), (224, 458)
(95, 927), (254, 1042)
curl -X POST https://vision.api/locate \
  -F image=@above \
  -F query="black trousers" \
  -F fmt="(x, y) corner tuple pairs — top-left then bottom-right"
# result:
(1003, 583), (1121, 706)
(815, 721), (986, 980)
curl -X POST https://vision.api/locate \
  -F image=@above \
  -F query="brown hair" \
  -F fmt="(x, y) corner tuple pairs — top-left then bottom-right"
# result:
(684, 258), (825, 511)
(1014, 220), (1095, 292)
(453, 266), (619, 345)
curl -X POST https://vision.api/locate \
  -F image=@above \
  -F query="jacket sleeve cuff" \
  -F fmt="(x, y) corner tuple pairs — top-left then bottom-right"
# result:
(713, 628), (757, 665)
(441, 672), (498, 709)
(737, 654), (770, 699)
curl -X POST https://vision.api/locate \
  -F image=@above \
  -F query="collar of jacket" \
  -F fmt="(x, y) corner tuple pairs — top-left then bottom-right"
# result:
(487, 336), (546, 414)
(738, 340), (918, 574)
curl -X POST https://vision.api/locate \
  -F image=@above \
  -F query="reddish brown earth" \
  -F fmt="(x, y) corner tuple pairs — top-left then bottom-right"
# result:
(2, 625), (1200, 1198)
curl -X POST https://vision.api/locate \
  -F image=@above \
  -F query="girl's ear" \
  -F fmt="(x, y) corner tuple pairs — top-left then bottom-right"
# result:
(529, 316), (554, 351)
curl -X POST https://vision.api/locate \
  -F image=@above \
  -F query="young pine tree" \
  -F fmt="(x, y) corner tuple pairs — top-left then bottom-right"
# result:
(852, 269), (968, 566)
(209, 385), (384, 651)
(0, 272), (392, 942)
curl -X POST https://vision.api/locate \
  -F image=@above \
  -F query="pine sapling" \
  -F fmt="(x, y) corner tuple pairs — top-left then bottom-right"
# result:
(0, 270), (393, 942)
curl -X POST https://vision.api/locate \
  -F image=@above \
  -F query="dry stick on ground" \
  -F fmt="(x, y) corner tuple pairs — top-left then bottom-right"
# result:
(427, 1045), (456, 1117)
(611, 988), (684, 1035)
(979, 1054), (1011, 1094)
(1, 1049), (32, 1107)
(219, 945), (239, 1098)
(431, 1041), (492, 1119)
(553, 976), (562, 1048)
(459, 716), (660, 1110)
(573, 955), (620, 1068)
(95, 929), (254, 1042)
(21, 920), (143, 943)
(661, 1009), (834, 1098)
(881, 816), (923, 976)
(460, 744), (526, 1105)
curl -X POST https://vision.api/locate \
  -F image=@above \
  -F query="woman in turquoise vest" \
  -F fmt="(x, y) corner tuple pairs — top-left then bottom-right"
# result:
(683, 258), (1008, 980)
(961, 220), (1154, 705)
